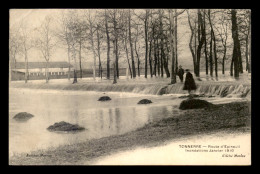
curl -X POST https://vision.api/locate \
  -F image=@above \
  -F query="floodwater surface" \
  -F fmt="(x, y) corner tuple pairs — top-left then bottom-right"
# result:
(9, 87), (246, 156)
(9, 88), (184, 156)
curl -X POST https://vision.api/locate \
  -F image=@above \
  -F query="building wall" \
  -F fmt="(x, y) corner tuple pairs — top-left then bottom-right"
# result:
(11, 68), (149, 81)
(14, 68), (70, 74)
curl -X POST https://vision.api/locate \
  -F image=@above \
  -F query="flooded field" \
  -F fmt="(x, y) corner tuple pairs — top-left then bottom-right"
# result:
(9, 88), (181, 156)
(9, 87), (247, 157)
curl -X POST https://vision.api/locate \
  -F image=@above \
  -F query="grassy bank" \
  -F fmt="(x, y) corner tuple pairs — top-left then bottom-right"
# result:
(9, 101), (251, 165)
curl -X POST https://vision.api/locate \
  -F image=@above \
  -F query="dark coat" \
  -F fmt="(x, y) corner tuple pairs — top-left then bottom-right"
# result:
(183, 72), (197, 91)
(177, 68), (184, 77)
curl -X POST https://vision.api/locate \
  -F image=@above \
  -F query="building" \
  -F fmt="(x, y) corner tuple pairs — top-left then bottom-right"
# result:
(10, 61), (73, 81)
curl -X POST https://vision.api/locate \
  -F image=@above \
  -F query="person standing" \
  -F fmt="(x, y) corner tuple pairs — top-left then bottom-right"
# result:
(73, 69), (77, 84)
(177, 65), (184, 82)
(183, 69), (197, 95)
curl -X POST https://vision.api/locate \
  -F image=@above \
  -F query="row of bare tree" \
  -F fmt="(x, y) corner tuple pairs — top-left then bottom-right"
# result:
(187, 9), (251, 79)
(9, 9), (251, 83)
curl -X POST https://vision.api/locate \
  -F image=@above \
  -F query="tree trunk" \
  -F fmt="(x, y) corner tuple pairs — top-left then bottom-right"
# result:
(160, 41), (164, 77)
(222, 48), (226, 75)
(67, 46), (71, 80)
(134, 39), (140, 77)
(124, 36), (132, 78)
(195, 9), (205, 77)
(170, 9), (176, 84)
(187, 10), (196, 75)
(231, 9), (241, 78)
(24, 50), (28, 83)
(152, 24), (157, 76)
(144, 11), (148, 78)
(204, 36), (208, 75)
(105, 10), (110, 79)
(128, 10), (136, 78)
(208, 16), (218, 78)
(159, 10), (164, 78)
(248, 12), (251, 73)
(174, 9), (178, 76)
(204, 38), (208, 75)
(162, 44), (170, 77)
(79, 41), (82, 79)
(209, 30), (213, 77)
(238, 42), (243, 74)
(213, 33), (218, 78)
(203, 10), (208, 75)
(230, 47), (234, 76)
(157, 38), (161, 76)
(97, 25), (102, 78)
(153, 40), (157, 76)
(115, 38), (119, 78)
(113, 40), (117, 84)
(46, 60), (49, 83)
(90, 23), (96, 80)
(149, 40), (153, 77)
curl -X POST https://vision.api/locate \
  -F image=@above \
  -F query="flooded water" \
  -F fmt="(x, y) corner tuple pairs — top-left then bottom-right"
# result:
(9, 87), (246, 156)
(9, 88), (185, 156)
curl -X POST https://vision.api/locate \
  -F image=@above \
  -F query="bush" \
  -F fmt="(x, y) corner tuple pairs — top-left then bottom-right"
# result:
(179, 99), (214, 110)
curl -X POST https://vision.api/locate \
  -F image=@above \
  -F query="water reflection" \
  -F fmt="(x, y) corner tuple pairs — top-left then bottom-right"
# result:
(9, 88), (184, 156)
(99, 110), (104, 130)
(108, 109), (113, 131)
(115, 108), (121, 134)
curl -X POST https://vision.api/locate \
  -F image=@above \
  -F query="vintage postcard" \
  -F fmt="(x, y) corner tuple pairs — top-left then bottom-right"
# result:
(9, 9), (251, 165)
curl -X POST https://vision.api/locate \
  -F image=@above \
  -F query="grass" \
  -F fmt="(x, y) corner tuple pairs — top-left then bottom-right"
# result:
(9, 101), (251, 165)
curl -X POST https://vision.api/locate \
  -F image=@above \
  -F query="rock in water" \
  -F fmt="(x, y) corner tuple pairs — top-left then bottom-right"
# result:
(179, 99), (214, 110)
(157, 86), (168, 95)
(138, 99), (152, 104)
(98, 96), (111, 101)
(208, 95), (215, 98)
(178, 95), (189, 99)
(178, 94), (200, 99)
(13, 112), (34, 121)
(47, 121), (85, 132)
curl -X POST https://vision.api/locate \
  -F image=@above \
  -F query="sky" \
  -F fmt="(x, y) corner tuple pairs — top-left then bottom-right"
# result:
(9, 9), (194, 69)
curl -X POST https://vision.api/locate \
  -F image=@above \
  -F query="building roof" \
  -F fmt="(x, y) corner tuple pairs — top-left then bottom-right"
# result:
(11, 62), (73, 69)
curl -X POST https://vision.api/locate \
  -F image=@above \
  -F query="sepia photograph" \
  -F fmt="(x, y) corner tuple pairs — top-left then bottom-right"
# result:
(9, 8), (251, 165)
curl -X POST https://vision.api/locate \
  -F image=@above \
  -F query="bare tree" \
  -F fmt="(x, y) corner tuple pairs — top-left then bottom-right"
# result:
(84, 10), (97, 80)
(56, 10), (73, 80)
(144, 9), (150, 78)
(103, 10), (111, 79)
(112, 39), (117, 84)
(35, 16), (56, 83)
(169, 9), (177, 84)
(231, 9), (242, 78)
(106, 9), (126, 79)
(214, 10), (230, 75)
(248, 11), (251, 73)
(128, 9), (136, 78)
(187, 9), (206, 78)
(19, 19), (34, 83)
(96, 24), (103, 78)
(9, 24), (22, 81)
(122, 22), (133, 78)
(208, 10), (218, 79)
(134, 24), (141, 77)
(187, 10), (196, 75)
(237, 9), (251, 73)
